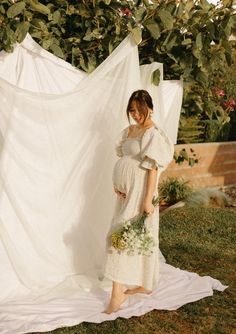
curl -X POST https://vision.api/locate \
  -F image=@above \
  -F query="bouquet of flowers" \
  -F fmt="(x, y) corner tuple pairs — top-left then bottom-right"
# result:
(110, 197), (159, 256)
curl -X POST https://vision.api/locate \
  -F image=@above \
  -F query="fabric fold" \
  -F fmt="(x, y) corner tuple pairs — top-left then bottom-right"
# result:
(0, 33), (226, 334)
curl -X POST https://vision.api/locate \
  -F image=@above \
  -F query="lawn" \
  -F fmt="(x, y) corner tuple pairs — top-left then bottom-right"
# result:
(30, 207), (236, 334)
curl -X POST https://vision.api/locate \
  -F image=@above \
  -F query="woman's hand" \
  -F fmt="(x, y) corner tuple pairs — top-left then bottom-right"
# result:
(114, 186), (126, 200)
(141, 200), (155, 216)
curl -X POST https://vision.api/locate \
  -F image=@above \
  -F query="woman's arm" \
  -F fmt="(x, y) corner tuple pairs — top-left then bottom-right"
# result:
(142, 167), (158, 215)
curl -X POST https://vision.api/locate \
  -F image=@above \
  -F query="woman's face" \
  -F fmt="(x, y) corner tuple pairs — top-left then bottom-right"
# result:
(128, 101), (150, 125)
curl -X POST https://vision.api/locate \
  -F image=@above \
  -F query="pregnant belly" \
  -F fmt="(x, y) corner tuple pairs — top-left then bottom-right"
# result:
(112, 156), (146, 194)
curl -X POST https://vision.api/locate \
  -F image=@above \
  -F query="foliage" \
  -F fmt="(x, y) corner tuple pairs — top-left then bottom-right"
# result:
(0, 0), (235, 142)
(178, 41), (236, 143)
(159, 177), (192, 205)
(174, 147), (199, 167)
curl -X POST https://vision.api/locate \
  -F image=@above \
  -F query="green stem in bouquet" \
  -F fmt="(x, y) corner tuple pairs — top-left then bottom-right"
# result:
(110, 196), (159, 255)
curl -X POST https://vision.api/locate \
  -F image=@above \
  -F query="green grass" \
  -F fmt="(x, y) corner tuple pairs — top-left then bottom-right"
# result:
(30, 207), (236, 334)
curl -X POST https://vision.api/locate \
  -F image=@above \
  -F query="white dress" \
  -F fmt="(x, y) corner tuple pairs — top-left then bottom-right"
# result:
(104, 124), (174, 290)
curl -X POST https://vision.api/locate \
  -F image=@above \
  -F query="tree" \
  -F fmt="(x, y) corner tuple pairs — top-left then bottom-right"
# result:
(0, 0), (235, 142)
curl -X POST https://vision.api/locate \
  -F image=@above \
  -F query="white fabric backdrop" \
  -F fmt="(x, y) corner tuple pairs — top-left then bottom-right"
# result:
(0, 34), (226, 334)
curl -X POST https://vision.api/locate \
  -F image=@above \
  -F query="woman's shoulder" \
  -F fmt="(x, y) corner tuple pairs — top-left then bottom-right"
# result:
(145, 124), (171, 142)
(142, 124), (174, 153)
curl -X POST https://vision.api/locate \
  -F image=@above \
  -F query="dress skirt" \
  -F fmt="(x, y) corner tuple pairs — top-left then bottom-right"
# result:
(104, 155), (159, 290)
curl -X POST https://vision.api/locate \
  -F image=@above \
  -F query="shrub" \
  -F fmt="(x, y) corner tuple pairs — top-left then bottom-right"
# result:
(159, 177), (192, 206)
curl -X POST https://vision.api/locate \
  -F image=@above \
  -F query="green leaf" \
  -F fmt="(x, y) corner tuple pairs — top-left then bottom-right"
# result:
(31, 18), (48, 32)
(221, 39), (232, 55)
(144, 19), (160, 39)
(198, 0), (211, 11)
(42, 39), (51, 50)
(52, 10), (61, 24)
(87, 54), (97, 73)
(192, 45), (201, 59)
(132, 26), (142, 45)
(0, 5), (6, 14)
(179, 149), (188, 161)
(134, 7), (146, 22)
(189, 157), (195, 167)
(50, 43), (64, 58)
(185, 1), (194, 14)
(108, 40), (114, 54)
(115, 22), (120, 35)
(225, 51), (232, 66)
(176, 2), (184, 18)
(164, 33), (177, 51)
(7, 1), (25, 18)
(152, 69), (160, 86)
(27, 0), (50, 16)
(182, 38), (192, 46)
(158, 9), (173, 30)
(2, 26), (16, 52)
(83, 32), (93, 42)
(196, 71), (208, 86)
(16, 21), (29, 43)
(196, 33), (203, 50)
(206, 22), (215, 39)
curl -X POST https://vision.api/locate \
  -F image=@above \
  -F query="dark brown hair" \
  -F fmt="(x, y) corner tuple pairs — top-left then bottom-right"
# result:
(126, 90), (153, 124)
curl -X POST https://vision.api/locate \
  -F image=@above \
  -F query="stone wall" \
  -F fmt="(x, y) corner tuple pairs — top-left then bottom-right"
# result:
(160, 141), (236, 188)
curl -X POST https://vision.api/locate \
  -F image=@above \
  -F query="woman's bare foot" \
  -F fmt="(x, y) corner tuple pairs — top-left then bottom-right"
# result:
(124, 286), (152, 295)
(103, 292), (128, 314)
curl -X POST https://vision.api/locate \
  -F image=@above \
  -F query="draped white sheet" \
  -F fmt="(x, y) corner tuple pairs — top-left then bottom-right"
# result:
(0, 34), (226, 334)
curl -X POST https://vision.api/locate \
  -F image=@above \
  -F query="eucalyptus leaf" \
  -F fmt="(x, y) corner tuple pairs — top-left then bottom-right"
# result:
(196, 33), (203, 50)
(42, 38), (51, 49)
(165, 34), (177, 51)
(134, 7), (146, 22)
(185, 1), (194, 14)
(176, 2), (184, 18)
(16, 21), (29, 43)
(115, 22), (120, 35)
(31, 18), (48, 32)
(132, 26), (142, 45)
(27, 0), (50, 15)
(192, 45), (201, 59)
(189, 157), (195, 167)
(158, 9), (173, 30)
(0, 5), (6, 14)
(179, 149), (188, 161)
(152, 69), (160, 86)
(144, 18), (160, 39)
(52, 10), (61, 24)
(50, 43), (64, 58)
(196, 71), (208, 86)
(182, 38), (192, 45)
(7, 1), (25, 18)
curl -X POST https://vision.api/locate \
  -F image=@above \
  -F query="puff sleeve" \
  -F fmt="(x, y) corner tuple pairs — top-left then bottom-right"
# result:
(140, 126), (174, 171)
(115, 126), (129, 157)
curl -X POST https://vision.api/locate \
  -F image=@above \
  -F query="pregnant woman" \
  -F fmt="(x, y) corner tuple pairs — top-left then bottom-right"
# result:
(104, 90), (174, 314)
